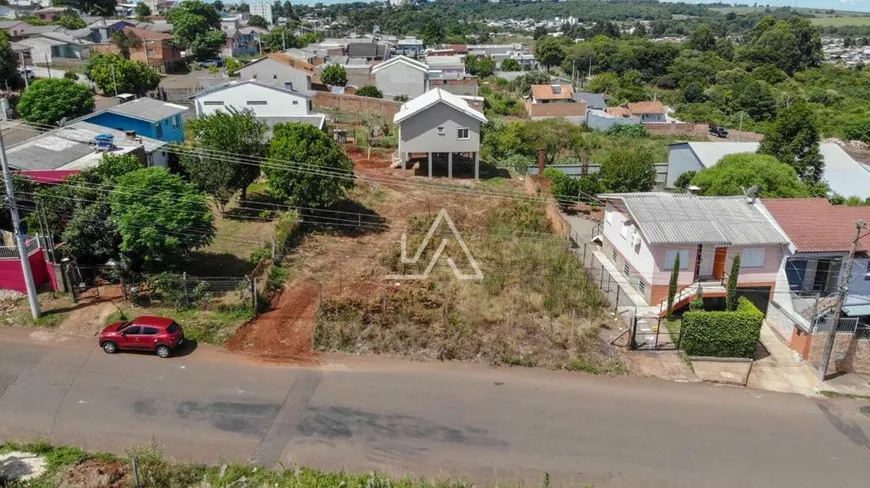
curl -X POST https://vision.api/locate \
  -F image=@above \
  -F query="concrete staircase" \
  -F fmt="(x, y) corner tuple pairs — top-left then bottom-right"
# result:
(655, 281), (727, 316)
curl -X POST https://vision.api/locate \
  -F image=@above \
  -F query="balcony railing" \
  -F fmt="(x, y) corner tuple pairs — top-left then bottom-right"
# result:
(0, 239), (39, 260)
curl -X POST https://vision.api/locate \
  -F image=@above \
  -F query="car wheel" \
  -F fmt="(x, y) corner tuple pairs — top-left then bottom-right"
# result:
(155, 345), (171, 358)
(102, 341), (118, 354)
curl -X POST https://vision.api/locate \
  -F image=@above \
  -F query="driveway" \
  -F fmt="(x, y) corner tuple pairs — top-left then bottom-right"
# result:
(1, 327), (870, 487)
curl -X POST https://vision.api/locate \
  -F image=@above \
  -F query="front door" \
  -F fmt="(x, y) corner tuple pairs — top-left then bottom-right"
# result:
(120, 326), (146, 350)
(712, 247), (728, 280)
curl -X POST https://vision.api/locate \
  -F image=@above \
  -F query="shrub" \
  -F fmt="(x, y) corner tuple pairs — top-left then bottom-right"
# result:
(356, 85), (382, 98)
(63, 70), (78, 81)
(680, 297), (763, 358)
(501, 153), (534, 175)
(606, 123), (649, 138)
(274, 210), (300, 254)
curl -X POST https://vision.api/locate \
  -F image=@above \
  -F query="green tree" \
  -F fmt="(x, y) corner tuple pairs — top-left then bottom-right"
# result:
(68, 0), (115, 16)
(688, 24), (716, 52)
(181, 109), (268, 208)
(732, 79), (777, 122)
(683, 81), (705, 103)
(63, 70), (78, 80)
(673, 170), (696, 190)
(18, 78), (94, 125)
(247, 14), (268, 28)
(598, 147), (656, 193)
(725, 255), (740, 311)
(85, 54), (160, 96)
(715, 37), (734, 61)
(0, 32), (20, 88)
(666, 252), (680, 318)
(168, 0), (225, 60)
(112, 29), (141, 60)
(690, 153), (811, 198)
(225, 57), (243, 75)
(54, 13), (86, 29)
(522, 118), (583, 165)
(533, 26), (548, 40)
(111, 167), (215, 271)
(759, 104), (824, 183)
(213, 0), (224, 11)
(356, 85), (382, 98)
(512, 70), (550, 95)
(534, 36), (569, 71)
(262, 25), (296, 52)
(632, 22), (647, 38)
(320, 64), (348, 86)
(264, 123), (354, 207)
(689, 285), (704, 311)
(500, 58), (522, 72)
(420, 19), (444, 46)
(135, 3), (151, 20)
(737, 17), (822, 75)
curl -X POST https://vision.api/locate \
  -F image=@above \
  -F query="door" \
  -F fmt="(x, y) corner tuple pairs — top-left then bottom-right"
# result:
(120, 326), (146, 350)
(141, 326), (160, 352)
(712, 247), (728, 280)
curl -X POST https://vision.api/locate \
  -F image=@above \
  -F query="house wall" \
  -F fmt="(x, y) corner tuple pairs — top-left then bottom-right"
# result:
(601, 202), (656, 302)
(398, 102), (480, 154)
(808, 332), (870, 375)
(374, 62), (427, 99)
(194, 84), (310, 118)
(237, 59), (312, 91)
(665, 143), (703, 188)
(24, 42), (52, 63)
(586, 110), (640, 131)
(85, 112), (184, 143)
(638, 113), (666, 123)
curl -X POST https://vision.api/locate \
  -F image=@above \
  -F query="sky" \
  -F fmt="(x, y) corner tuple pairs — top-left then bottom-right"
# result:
(662, 0), (870, 13)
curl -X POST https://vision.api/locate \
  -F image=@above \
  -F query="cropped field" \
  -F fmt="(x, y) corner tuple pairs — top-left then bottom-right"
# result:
(810, 16), (870, 27)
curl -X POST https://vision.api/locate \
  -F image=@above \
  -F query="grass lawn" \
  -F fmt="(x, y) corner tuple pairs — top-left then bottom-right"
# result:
(810, 16), (870, 26)
(104, 304), (253, 346)
(1, 292), (72, 328)
(663, 318), (681, 338)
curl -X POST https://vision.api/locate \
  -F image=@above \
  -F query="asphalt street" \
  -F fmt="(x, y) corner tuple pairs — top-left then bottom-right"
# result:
(1, 327), (870, 487)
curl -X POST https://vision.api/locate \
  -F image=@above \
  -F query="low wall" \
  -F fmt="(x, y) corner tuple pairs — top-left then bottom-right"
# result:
(0, 248), (55, 293)
(808, 332), (870, 375)
(690, 357), (753, 386)
(313, 91), (401, 119)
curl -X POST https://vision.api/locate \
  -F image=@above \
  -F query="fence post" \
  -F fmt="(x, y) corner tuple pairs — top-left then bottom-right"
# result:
(606, 274), (611, 293)
(583, 242), (587, 266)
(251, 277), (257, 312)
(654, 318), (660, 349)
(182, 272), (188, 305)
(599, 265), (604, 289)
(64, 264), (77, 303)
(615, 286), (621, 310)
(132, 456), (140, 488)
(629, 315), (637, 350)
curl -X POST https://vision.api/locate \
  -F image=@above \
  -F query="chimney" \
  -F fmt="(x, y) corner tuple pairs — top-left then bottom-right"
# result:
(537, 148), (545, 174)
(125, 130), (136, 140)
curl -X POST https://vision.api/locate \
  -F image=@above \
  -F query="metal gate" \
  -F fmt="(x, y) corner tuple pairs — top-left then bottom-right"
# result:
(630, 315), (682, 351)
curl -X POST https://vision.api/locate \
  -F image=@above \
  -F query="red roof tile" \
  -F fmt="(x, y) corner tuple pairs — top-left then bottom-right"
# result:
(763, 199), (870, 253)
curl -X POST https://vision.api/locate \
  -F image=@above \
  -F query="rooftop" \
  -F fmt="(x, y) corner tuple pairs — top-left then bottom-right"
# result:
(572, 92), (607, 110)
(600, 193), (789, 246)
(394, 88), (487, 125)
(103, 97), (188, 123)
(762, 199), (870, 254)
(626, 100), (665, 114)
(530, 83), (574, 101)
(124, 26), (174, 41)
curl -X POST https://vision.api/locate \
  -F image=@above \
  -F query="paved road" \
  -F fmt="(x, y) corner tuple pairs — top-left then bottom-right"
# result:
(1, 327), (870, 488)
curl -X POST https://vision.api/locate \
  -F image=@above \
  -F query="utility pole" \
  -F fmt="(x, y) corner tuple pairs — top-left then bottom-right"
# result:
(818, 219), (866, 381)
(19, 52), (28, 89)
(44, 54), (51, 78)
(0, 129), (41, 319)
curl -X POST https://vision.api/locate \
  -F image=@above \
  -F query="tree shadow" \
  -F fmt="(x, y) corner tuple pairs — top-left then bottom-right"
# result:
(183, 251), (256, 276)
(225, 191), (286, 221)
(300, 199), (387, 237)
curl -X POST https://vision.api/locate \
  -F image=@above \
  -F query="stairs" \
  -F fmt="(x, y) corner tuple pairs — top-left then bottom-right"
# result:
(656, 281), (727, 316)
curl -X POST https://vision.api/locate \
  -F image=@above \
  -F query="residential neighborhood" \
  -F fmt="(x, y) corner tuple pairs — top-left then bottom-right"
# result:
(2, 1), (870, 487)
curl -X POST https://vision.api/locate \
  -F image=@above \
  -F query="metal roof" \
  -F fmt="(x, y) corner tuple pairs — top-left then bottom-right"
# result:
(394, 88), (487, 124)
(601, 193), (789, 246)
(105, 97), (188, 123)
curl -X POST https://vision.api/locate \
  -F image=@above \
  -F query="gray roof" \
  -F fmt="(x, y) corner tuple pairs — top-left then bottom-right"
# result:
(0, 21), (23, 29)
(19, 24), (60, 36)
(601, 193), (788, 246)
(105, 97), (188, 123)
(6, 122), (166, 171)
(347, 42), (388, 58)
(573, 92), (607, 110)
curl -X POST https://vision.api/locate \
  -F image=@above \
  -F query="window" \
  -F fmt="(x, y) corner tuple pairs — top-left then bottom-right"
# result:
(203, 101), (224, 106)
(623, 263), (630, 276)
(247, 100), (268, 105)
(167, 323), (180, 334)
(637, 280), (645, 295)
(605, 211), (613, 225)
(620, 222), (632, 239)
(155, 124), (163, 138)
(664, 250), (690, 270)
(741, 248), (765, 268)
(436, 126), (445, 135)
(611, 249), (617, 262)
(146, 48), (154, 56)
(172, 115), (178, 129)
(457, 128), (469, 140)
(292, 100), (298, 105)
(142, 327), (159, 335)
(124, 326), (141, 335)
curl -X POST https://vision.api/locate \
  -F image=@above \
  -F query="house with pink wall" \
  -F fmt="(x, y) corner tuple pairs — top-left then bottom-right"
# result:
(598, 193), (789, 314)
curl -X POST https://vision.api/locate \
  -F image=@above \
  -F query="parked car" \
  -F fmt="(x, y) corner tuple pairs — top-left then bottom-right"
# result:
(709, 126), (729, 138)
(99, 316), (184, 358)
(200, 58), (224, 68)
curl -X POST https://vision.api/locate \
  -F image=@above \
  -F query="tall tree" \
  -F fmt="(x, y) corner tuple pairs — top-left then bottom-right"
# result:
(758, 104), (824, 184)
(111, 168), (215, 272)
(247, 14), (268, 28)
(0, 31), (20, 89)
(264, 123), (354, 208)
(134, 3), (151, 20)
(532, 26), (548, 40)
(320, 64), (347, 86)
(534, 36), (569, 71)
(18, 78), (94, 125)
(690, 153), (813, 198)
(666, 253), (680, 318)
(262, 25), (297, 52)
(168, 0), (225, 60)
(688, 24), (716, 52)
(420, 19), (444, 46)
(68, 0), (115, 16)
(725, 255), (740, 312)
(181, 109), (268, 208)
(598, 147), (656, 193)
(112, 29), (141, 60)
(85, 54), (160, 96)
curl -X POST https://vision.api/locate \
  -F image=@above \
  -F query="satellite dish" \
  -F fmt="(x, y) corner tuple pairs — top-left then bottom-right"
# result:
(58, 117), (67, 127)
(743, 185), (760, 202)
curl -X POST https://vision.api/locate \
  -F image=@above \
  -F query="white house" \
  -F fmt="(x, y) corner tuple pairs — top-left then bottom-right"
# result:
(190, 80), (325, 133)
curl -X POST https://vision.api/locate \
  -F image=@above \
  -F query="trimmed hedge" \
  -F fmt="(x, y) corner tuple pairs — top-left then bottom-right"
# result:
(680, 297), (763, 358)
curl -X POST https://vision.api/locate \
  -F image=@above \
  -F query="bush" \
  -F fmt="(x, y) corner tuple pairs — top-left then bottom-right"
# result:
(63, 70), (78, 81)
(501, 153), (534, 175)
(274, 210), (300, 254)
(680, 297), (763, 358)
(605, 123), (649, 138)
(356, 85), (382, 98)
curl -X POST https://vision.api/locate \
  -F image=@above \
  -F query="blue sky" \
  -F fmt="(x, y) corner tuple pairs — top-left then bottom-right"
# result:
(663, 1), (870, 13)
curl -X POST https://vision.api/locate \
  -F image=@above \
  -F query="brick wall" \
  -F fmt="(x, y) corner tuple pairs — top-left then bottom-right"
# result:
(313, 91), (401, 119)
(808, 332), (870, 375)
(525, 100), (587, 119)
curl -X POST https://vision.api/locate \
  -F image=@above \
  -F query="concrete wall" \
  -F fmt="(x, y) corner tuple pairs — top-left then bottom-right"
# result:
(665, 143), (703, 188)
(194, 83), (310, 118)
(237, 59), (311, 91)
(586, 110), (640, 131)
(374, 62), (426, 99)
(0, 248), (54, 293)
(398, 102), (480, 154)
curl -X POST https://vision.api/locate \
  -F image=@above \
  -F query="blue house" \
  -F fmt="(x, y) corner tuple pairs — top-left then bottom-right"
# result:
(85, 97), (188, 143)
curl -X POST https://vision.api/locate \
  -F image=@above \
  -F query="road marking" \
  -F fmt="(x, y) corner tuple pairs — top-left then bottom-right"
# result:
(251, 370), (322, 468)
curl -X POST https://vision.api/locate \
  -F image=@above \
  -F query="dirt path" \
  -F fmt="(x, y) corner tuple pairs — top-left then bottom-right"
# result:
(56, 286), (124, 337)
(226, 282), (319, 360)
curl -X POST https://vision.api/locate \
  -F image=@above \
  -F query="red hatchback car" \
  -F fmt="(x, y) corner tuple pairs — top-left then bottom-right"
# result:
(99, 316), (184, 358)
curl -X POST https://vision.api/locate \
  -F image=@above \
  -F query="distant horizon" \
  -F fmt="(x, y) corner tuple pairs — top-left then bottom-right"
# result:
(222, 0), (870, 14)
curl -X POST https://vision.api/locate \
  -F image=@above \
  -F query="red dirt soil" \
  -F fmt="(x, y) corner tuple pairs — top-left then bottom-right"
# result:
(58, 459), (130, 488)
(226, 281), (319, 361)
